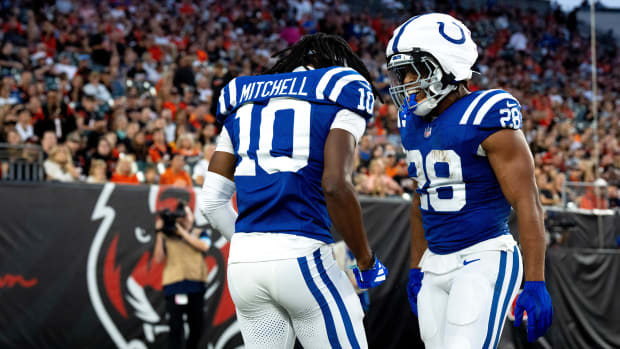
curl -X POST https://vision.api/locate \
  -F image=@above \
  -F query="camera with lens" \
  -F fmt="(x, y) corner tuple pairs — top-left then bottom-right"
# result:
(545, 211), (576, 246)
(157, 201), (187, 238)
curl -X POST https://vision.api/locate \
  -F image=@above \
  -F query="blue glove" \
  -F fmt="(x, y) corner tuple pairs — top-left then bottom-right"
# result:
(407, 268), (423, 316)
(514, 281), (553, 342)
(352, 255), (388, 289)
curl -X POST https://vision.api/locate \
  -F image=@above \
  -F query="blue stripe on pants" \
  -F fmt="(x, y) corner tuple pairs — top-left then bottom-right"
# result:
(314, 249), (361, 349)
(482, 250), (507, 349)
(298, 255), (341, 349)
(492, 247), (521, 349)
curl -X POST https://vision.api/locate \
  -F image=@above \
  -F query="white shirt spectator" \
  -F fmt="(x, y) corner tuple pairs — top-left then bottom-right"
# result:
(16, 123), (34, 141)
(508, 32), (528, 51)
(198, 87), (213, 103)
(83, 83), (112, 103)
(43, 160), (75, 182)
(192, 159), (209, 182)
(0, 95), (18, 106)
(292, 0), (312, 21)
(164, 123), (176, 144)
(54, 63), (78, 80)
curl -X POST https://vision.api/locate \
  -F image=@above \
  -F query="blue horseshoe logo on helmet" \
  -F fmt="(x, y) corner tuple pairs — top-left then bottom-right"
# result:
(437, 22), (466, 44)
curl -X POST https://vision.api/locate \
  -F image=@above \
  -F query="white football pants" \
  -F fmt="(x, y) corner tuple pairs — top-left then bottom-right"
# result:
(418, 239), (523, 349)
(227, 245), (367, 349)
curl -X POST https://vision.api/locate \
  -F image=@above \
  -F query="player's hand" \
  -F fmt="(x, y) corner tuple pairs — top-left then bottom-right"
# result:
(155, 216), (164, 231)
(407, 268), (423, 316)
(514, 281), (553, 342)
(352, 255), (388, 289)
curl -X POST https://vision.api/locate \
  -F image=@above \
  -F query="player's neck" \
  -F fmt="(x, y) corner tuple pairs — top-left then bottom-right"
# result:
(433, 84), (470, 117)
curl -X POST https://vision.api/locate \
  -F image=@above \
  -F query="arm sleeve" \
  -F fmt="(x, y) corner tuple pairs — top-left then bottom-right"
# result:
(215, 126), (234, 154)
(198, 171), (237, 240)
(330, 109), (367, 143)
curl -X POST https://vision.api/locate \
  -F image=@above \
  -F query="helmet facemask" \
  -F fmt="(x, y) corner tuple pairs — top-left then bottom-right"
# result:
(387, 51), (456, 118)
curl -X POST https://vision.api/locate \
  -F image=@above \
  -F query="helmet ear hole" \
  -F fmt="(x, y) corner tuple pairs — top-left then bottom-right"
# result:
(427, 98), (438, 109)
(429, 67), (443, 94)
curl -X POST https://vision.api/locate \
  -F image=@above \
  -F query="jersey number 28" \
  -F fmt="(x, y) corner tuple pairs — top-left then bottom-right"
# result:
(407, 149), (466, 212)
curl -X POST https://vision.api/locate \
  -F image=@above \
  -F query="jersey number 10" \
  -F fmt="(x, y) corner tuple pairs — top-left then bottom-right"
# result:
(234, 98), (310, 176)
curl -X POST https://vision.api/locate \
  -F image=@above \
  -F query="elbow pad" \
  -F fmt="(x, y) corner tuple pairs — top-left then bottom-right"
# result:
(199, 171), (237, 240)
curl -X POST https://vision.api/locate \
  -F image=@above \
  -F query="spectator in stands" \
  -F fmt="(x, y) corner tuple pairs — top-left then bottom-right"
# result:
(607, 185), (619, 208)
(192, 144), (216, 186)
(40, 130), (57, 159)
(83, 70), (113, 105)
(143, 164), (159, 185)
(86, 159), (108, 184)
(174, 133), (201, 164)
(537, 172), (561, 206)
(579, 178), (609, 209)
(359, 159), (403, 197)
(74, 94), (99, 133)
(5, 129), (21, 147)
(131, 130), (149, 165)
(209, 62), (232, 116)
(357, 135), (373, 170)
(43, 144), (80, 182)
(383, 149), (399, 178)
(149, 128), (172, 164)
(87, 138), (116, 179)
(64, 131), (86, 173)
(198, 123), (217, 146)
(0, 0), (613, 201)
(35, 88), (76, 142)
(110, 155), (140, 185)
(15, 108), (34, 142)
(0, 83), (18, 107)
(160, 154), (192, 187)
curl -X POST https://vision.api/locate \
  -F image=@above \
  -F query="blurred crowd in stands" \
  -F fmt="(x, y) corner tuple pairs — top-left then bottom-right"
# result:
(0, 0), (618, 209)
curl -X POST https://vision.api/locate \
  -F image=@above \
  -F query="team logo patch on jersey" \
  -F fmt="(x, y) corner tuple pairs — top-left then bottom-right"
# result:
(424, 125), (432, 138)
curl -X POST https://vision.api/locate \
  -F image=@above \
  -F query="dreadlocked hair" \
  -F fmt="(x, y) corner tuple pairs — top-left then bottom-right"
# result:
(265, 33), (383, 103)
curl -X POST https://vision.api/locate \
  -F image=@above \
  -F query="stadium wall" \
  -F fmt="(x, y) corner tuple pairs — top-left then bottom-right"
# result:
(0, 182), (619, 348)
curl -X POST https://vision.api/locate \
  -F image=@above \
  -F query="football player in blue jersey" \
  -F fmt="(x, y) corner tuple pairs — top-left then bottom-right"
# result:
(385, 13), (553, 348)
(199, 33), (388, 349)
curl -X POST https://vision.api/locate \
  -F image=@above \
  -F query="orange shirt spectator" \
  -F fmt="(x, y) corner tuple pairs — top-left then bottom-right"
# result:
(173, 133), (200, 158)
(149, 128), (171, 163)
(110, 156), (140, 185)
(111, 173), (140, 184)
(159, 154), (192, 187)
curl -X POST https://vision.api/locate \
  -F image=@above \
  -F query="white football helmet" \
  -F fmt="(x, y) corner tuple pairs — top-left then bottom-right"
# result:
(386, 13), (478, 117)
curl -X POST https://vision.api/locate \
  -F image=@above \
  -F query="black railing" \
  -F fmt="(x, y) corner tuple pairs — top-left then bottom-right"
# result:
(0, 143), (45, 182)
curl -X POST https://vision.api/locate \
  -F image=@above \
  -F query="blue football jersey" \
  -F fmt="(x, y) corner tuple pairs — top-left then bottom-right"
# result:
(399, 89), (522, 254)
(217, 66), (374, 243)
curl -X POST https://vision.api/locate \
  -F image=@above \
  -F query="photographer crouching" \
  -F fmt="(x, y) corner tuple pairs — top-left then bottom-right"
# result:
(153, 201), (211, 349)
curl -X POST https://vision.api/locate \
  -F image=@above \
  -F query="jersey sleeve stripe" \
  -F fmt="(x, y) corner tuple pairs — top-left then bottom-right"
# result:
(328, 74), (370, 102)
(215, 126), (234, 154)
(458, 89), (500, 125)
(472, 92), (516, 125)
(228, 78), (237, 108)
(316, 67), (354, 99)
(218, 89), (227, 115)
